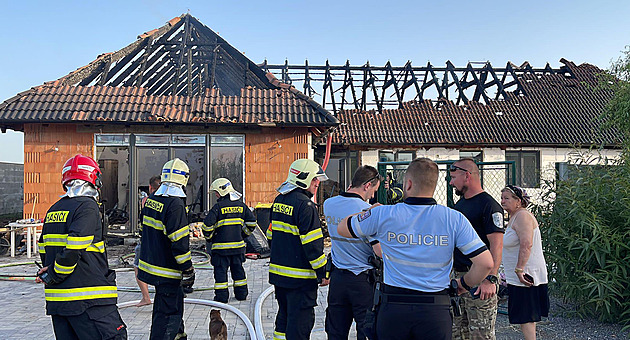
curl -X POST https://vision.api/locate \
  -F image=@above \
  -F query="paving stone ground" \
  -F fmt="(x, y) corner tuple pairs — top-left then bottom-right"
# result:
(1, 247), (624, 339)
(0, 249), (355, 340)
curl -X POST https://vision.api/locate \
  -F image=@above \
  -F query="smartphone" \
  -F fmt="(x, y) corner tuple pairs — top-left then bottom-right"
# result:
(469, 286), (480, 300)
(523, 273), (534, 285)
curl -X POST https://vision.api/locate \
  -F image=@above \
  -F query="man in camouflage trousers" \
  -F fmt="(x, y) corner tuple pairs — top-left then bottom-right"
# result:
(450, 159), (505, 340)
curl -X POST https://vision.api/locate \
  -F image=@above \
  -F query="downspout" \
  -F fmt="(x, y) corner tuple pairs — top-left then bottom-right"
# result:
(322, 132), (333, 171)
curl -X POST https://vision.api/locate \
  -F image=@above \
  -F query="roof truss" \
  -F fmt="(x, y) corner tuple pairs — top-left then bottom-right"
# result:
(262, 60), (574, 113)
(58, 14), (274, 97)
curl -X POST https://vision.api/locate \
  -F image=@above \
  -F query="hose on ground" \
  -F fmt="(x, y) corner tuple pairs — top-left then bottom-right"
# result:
(118, 298), (259, 340)
(254, 285), (275, 340)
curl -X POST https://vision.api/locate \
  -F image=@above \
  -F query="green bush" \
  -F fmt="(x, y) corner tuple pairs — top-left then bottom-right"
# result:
(536, 154), (630, 328)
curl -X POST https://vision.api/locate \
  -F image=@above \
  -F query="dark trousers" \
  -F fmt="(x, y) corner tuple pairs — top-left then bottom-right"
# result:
(51, 305), (127, 340)
(376, 301), (452, 340)
(325, 269), (373, 340)
(150, 284), (186, 340)
(211, 253), (248, 302)
(274, 285), (317, 340)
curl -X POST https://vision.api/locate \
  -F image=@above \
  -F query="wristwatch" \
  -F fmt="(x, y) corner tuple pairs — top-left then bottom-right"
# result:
(485, 274), (499, 284)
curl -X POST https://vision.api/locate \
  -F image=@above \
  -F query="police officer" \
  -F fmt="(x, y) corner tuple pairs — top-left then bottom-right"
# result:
(137, 158), (195, 340)
(324, 165), (382, 340)
(203, 178), (257, 302)
(449, 159), (504, 340)
(36, 154), (127, 339)
(267, 159), (330, 340)
(338, 158), (494, 340)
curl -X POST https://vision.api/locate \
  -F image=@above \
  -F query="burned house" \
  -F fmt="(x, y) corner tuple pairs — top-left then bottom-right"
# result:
(0, 14), (338, 233)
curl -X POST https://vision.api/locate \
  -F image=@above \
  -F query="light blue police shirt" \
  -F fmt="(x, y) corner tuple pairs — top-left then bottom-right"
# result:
(349, 197), (487, 292)
(324, 192), (378, 275)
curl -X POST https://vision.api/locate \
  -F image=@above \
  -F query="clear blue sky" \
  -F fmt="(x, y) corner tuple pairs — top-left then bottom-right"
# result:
(1, 0), (629, 163)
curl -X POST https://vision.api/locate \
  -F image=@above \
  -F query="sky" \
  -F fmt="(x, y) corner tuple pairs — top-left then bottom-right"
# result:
(1, 0), (629, 164)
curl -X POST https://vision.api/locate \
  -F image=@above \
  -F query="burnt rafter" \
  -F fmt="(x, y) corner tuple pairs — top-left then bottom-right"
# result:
(262, 60), (574, 113)
(57, 14), (274, 97)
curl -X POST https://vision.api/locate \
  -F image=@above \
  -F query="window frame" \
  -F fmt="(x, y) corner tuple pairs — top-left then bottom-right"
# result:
(505, 150), (540, 188)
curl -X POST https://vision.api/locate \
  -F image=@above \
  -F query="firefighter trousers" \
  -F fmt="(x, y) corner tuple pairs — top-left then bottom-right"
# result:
(150, 283), (186, 340)
(211, 253), (247, 302)
(51, 304), (127, 340)
(273, 285), (317, 340)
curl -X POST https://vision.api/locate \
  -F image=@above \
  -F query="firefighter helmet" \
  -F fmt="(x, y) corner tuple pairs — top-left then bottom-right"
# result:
(277, 159), (328, 193)
(161, 158), (189, 187)
(387, 187), (404, 204)
(210, 178), (236, 197)
(61, 154), (102, 189)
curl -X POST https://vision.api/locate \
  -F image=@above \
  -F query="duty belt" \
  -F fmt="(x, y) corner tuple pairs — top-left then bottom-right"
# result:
(380, 284), (450, 306)
(381, 293), (450, 306)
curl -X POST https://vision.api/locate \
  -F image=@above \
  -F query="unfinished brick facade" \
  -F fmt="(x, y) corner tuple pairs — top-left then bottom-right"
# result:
(23, 123), (94, 220)
(244, 128), (310, 207)
(21, 124), (311, 219)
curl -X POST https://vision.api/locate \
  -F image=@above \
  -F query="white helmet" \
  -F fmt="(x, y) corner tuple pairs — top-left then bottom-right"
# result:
(210, 178), (242, 201)
(161, 158), (189, 187)
(277, 159), (328, 194)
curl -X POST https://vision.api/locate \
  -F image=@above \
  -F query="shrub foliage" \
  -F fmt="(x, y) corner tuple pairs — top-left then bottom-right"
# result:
(536, 46), (630, 328)
(537, 156), (630, 326)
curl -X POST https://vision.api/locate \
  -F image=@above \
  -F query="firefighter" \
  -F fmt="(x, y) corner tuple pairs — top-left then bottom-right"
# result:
(384, 173), (403, 205)
(137, 158), (195, 340)
(36, 154), (127, 339)
(267, 159), (330, 340)
(202, 178), (257, 303)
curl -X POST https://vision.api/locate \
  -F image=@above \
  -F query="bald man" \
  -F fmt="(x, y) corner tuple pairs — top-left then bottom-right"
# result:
(449, 158), (504, 340)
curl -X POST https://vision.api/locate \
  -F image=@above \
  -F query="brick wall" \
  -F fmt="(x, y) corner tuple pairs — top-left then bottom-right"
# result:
(22, 124), (311, 216)
(23, 124), (94, 219)
(245, 128), (310, 207)
(0, 162), (24, 215)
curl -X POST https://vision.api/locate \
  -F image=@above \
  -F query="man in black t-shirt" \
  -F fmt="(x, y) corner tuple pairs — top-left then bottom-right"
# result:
(449, 159), (504, 340)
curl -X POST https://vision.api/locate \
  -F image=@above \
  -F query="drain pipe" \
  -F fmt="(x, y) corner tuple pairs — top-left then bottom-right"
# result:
(254, 286), (275, 340)
(118, 298), (258, 340)
(322, 133), (333, 171)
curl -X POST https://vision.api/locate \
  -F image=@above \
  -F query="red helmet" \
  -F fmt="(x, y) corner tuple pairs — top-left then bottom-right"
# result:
(61, 154), (102, 189)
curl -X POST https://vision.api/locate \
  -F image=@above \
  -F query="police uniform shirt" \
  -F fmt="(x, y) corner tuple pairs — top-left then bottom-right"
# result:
(452, 191), (504, 272)
(348, 197), (487, 292)
(324, 192), (378, 274)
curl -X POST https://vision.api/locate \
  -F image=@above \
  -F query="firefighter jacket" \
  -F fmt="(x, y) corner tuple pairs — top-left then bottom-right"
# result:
(137, 194), (192, 286)
(38, 196), (117, 316)
(202, 196), (257, 256)
(267, 189), (327, 289)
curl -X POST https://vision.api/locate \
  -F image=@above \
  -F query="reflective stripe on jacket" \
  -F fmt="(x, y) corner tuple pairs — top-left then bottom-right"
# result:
(268, 189), (326, 289)
(203, 196), (257, 256)
(138, 194), (192, 286)
(39, 196), (117, 316)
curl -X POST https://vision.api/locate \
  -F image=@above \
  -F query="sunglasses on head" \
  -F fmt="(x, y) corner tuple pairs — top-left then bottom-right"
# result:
(449, 164), (470, 173)
(505, 185), (523, 200)
(362, 173), (383, 186)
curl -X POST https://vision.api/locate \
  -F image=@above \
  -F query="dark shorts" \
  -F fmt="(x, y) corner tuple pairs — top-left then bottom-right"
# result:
(507, 284), (550, 324)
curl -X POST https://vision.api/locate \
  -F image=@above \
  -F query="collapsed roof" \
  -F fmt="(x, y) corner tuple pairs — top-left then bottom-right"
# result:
(0, 14), (338, 129)
(332, 61), (620, 148)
